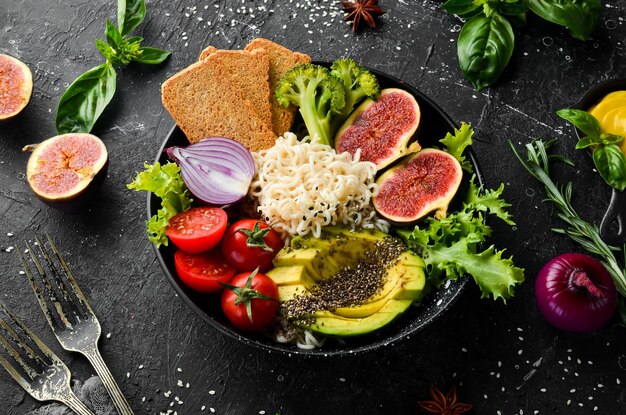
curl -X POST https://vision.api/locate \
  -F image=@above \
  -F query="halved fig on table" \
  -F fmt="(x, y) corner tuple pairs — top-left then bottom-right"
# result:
(25, 133), (108, 209)
(0, 54), (33, 120)
(335, 88), (421, 169)
(373, 148), (462, 224)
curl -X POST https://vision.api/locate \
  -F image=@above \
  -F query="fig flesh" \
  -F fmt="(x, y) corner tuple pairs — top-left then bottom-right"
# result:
(0, 54), (32, 120)
(335, 88), (421, 170)
(26, 133), (108, 208)
(373, 148), (462, 223)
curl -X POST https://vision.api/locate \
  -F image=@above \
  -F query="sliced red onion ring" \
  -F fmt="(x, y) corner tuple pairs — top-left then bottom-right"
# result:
(166, 137), (255, 205)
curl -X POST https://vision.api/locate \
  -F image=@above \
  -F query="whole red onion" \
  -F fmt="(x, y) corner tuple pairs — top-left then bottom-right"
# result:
(535, 253), (617, 332)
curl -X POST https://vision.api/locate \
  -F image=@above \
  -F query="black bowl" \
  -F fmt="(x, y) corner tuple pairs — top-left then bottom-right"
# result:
(574, 79), (626, 246)
(149, 65), (483, 356)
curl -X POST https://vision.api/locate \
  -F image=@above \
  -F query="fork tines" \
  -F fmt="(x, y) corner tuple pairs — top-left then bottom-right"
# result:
(19, 234), (92, 332)
(0, 302), (56, 391)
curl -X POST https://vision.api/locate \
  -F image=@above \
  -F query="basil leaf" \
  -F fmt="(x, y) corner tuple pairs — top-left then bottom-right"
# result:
(499, 1), (528, 16)
(527, 0), (601, 40)
(593, 144), (626, 191)
(575, 137), (595, 150)
(117, 0), (146, 36)
(556, 108), (601, 137)
(134, 47), (171, 64)
(600, 133), (625, 146)
(498, 1), (528, 26)
(126, 36), (144, 44)
(442, 0), (480, 16)
(56, 63), (117, 134)
(457, 13), (515, 90)
(105, 19), (122, 48)
(95, 39), (114, 60)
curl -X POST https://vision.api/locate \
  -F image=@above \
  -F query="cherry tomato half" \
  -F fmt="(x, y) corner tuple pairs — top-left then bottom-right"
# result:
(221, 270), (279, 331)
(174, 249), (236, 293)
(166, 207), (228, 253)
(221, 219), (283, 271)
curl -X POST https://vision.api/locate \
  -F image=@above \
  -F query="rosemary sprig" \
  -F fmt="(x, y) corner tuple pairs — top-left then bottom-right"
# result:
(509, 138), (626, 297)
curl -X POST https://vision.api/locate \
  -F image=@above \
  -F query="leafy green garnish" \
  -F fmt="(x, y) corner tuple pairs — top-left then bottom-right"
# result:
(457, 13), (515, 91)
(397, 124), (524, 302)
(56, 0), (170, 134)
(439, 122), (474, 172)
(443, 0), (601, 90)
(127, 162), (192, 247)
(556, 108), (626, 191)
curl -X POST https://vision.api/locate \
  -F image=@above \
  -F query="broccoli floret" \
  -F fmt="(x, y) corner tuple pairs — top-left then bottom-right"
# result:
(276, 63), (346, 146)
(330, 58), (380, 129)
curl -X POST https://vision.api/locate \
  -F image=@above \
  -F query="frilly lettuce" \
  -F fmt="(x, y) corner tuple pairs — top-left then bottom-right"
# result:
(127, 161), (193, 247)
(397, 122), (524, 301)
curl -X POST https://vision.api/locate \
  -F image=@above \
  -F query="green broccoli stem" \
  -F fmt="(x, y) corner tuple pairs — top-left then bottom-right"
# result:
(299, 103), (332, 146)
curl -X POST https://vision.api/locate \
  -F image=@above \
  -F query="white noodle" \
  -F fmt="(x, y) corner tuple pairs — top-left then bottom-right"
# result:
(249, 133), (389, 241)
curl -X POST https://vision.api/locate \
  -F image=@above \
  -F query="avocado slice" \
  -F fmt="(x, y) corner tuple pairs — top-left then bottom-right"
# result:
(274, 229), (380, 281)
(267, 226), (426, 336)
(309, 299), (414, 336)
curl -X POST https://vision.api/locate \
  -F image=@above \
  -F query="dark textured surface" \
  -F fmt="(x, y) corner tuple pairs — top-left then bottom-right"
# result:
(1, 1), (625, 414)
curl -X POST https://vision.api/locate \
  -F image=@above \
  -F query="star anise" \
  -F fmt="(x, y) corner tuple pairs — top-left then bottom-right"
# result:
(418, 386), (473, 415)
(341, 0), (385, 32)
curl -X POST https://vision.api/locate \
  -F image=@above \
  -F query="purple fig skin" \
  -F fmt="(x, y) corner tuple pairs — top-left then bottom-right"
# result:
(335, 88), (421, 169)
(25, 133), (109, 211)
(0, 54), (32, 120)
(373, 148), (463, 224)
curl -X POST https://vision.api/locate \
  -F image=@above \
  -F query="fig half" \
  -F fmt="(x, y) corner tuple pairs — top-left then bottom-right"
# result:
(26, 133), (108, 208)
(373, 148), (462, 223)
(0, 54), (32, 120)
(335, 88), (421, 170)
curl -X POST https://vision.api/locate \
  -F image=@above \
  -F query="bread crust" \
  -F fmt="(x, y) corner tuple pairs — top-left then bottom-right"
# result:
(244, 38), (311, 136)
(161, 56), (276, 152)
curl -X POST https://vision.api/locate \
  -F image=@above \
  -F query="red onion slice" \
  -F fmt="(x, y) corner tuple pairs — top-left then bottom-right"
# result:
(166, 137), (256, 205)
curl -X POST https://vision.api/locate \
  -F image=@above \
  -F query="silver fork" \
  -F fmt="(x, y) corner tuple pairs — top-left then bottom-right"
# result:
(0, 302), (94, 415)
(19, 235), (134, 415)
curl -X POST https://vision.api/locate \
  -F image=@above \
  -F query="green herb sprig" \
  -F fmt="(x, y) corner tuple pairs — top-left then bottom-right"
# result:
(442, 0), (601, 90)
(556, 109), (626, 191)
(56, 0), (170, 134)
(398, 123), (525, 302)
(510, 138), (626, 297)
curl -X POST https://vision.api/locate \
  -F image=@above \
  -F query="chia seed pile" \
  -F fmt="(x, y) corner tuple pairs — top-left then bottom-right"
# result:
(282, 238), (406, 323)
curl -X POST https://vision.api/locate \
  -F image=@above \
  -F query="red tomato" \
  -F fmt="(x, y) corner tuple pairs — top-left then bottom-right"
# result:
(166, 207), (228, 253)
(174, 249), (236, 293)
(221, 270), (279, 331)
(221, 219), (283, 271)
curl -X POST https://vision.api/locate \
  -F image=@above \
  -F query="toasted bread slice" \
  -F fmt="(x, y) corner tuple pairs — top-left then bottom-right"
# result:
(197, 48), (273, 131)
(198, 45), (217, 60)
(244, 38), (311, 136)
(161, 56), (277, 152)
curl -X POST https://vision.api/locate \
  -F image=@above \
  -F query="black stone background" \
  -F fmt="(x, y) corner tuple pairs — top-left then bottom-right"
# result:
(1, 1), (625, 414)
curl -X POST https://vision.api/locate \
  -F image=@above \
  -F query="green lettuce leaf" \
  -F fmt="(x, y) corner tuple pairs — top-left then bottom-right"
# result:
(465, 178), (515, 225)
(397, 123), (524, 302)
(127, 162), (192, 246)
(439, 121), (474, 171)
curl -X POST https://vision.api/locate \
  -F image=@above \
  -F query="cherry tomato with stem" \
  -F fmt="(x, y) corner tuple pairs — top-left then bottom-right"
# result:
(166, 207), (228, 254)
(174, 249), (236, 293)
(221, 219), (283, 271)
(221, 268), (279, 331)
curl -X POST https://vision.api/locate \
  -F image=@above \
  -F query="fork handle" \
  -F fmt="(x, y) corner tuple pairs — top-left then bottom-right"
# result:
(84, 348), (135, 415)
(63, 391), (96, 415)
